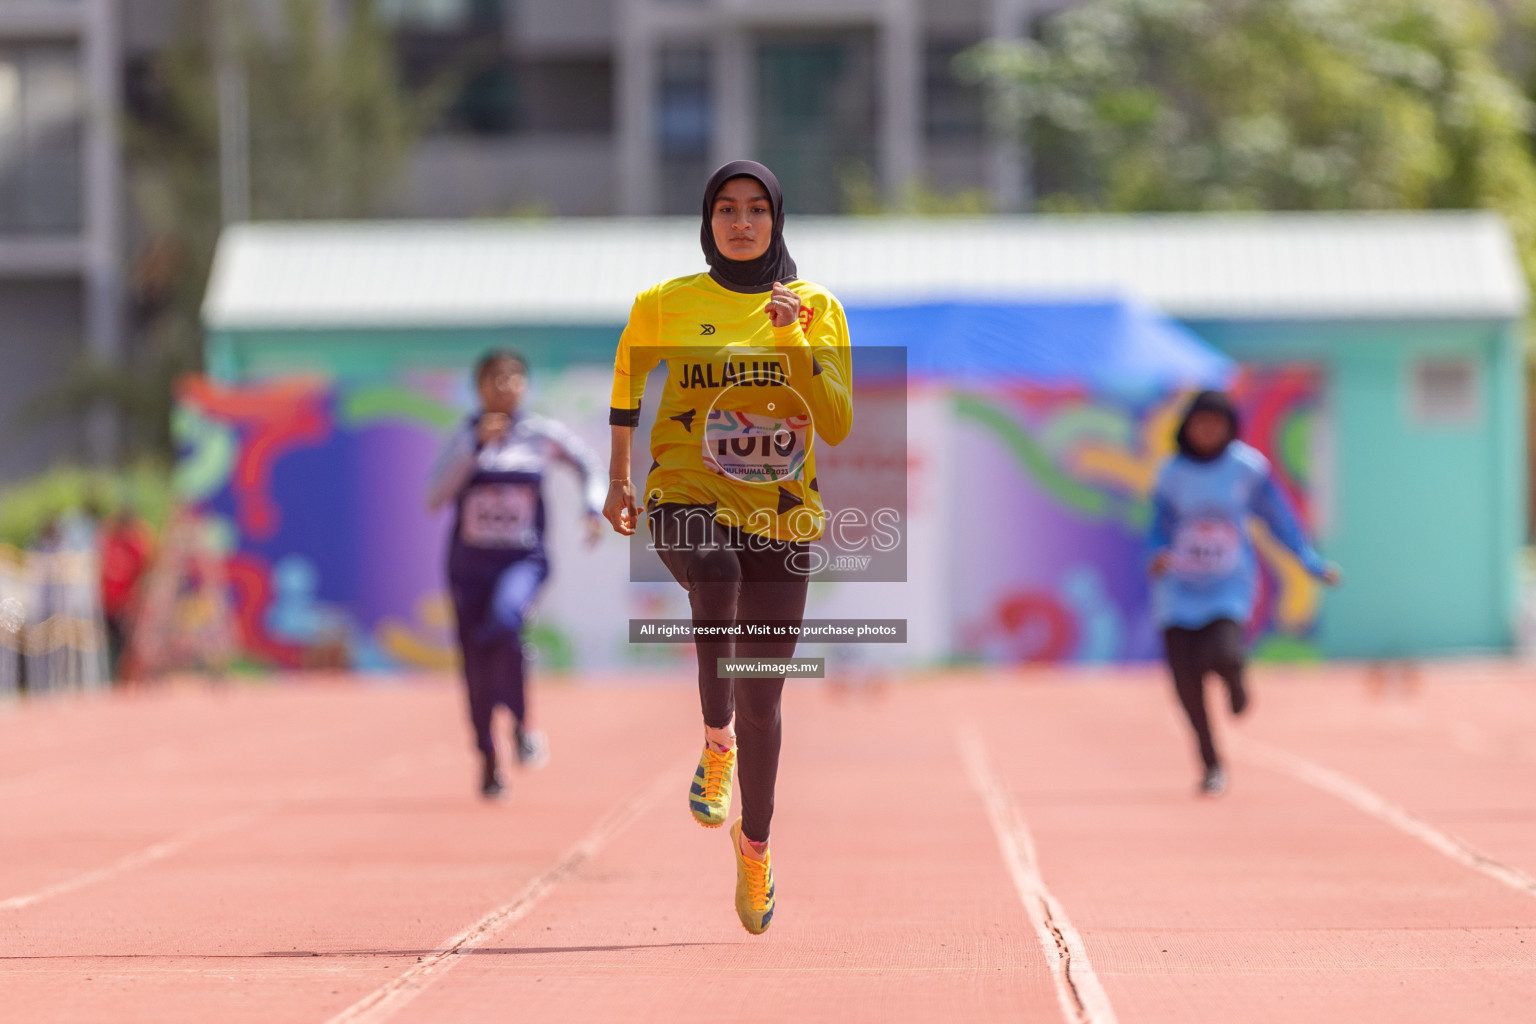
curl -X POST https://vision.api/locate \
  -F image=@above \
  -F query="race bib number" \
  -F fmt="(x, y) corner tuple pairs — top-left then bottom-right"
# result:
(461, 484), (537, 549)
(703, 409), (812, 485)
(1171, 518), (1242, 576)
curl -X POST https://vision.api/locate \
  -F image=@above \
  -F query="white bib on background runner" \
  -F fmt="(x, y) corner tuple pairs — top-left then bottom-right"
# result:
(460, 483), (538, 549)
(1171, 518), (1242, 577)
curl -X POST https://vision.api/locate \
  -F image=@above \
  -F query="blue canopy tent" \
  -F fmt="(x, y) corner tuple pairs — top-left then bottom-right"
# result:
(843, 299), (1234, 392)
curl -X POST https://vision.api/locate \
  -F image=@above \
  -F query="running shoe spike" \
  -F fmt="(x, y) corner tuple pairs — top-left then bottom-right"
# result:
(689, 742), (735, 828)
(730, 819), (775, 935)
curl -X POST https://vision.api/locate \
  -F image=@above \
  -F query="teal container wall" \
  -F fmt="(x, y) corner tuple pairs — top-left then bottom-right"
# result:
(209, 313), (1527, 660)
(1183, 317), (1527, 658)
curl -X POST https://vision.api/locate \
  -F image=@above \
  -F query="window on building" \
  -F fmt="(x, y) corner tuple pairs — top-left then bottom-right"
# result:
(377, 0), (482, 30)
(389, 0), (518, 135)
(925, 39), (984, 144)
(1410, 357), (1480, 426)
(658, 45), (711, 215)
(756, 30), (878, 214)
(0, 44), (84, 235)
(389, 2), (610, 138)
(521, 58), (613, 134)
(453, 58), (520, 134)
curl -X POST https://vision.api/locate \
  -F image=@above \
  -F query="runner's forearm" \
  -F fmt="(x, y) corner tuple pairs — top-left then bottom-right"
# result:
(1252, 472), (1327, 576)
(425, 428), (477, 512)
(610, 425), (635, 482)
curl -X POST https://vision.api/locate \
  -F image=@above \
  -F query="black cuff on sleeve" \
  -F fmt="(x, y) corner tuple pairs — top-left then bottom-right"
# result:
(609, 405), (642, 427)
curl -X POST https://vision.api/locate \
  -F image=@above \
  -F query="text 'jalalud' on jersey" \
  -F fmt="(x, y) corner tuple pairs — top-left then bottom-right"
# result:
(676, 358), (789, 390)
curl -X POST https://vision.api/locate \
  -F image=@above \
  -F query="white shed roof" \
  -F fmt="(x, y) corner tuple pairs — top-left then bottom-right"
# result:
(203, 211), (1527, 329)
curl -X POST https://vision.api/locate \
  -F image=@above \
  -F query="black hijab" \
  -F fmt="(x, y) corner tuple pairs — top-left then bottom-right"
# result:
(1175, 390), (1240, 463)
(700, 160), (798, 294)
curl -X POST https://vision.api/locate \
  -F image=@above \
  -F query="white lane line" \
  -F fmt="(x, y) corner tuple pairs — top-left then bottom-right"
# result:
(1238, 737), (1536, 899)
(958, 725), (1119, 1024)
(323, 765), (675, 1024)
(0, 812), (260, 911)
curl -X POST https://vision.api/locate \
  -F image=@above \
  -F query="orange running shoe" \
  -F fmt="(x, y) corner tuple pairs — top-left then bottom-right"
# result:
(729, 818), (775, 935)
(689, 742), (735, 828)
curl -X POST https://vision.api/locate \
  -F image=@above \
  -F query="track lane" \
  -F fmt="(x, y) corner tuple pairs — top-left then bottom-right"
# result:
(0, 680), (699, 1024)
(960, 671), (1536, 1024)
(6, 666), (1536, 1023)
(385, 680), (1062, 1024)
(1238, 666), (1536, 881)
(959, 723), (1118, 1024)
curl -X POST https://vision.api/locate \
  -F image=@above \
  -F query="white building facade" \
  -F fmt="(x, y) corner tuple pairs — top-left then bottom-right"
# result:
(377, 0), (1073, 217)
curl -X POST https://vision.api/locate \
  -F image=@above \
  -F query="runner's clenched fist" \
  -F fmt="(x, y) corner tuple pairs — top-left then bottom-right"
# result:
(765, 281), (801, 329)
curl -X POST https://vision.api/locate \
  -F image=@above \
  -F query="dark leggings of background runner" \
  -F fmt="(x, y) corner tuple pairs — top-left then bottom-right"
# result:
(648, 503), (808, 844)
(1162, 617), (1248, 770)
(448, 547), (549, 760)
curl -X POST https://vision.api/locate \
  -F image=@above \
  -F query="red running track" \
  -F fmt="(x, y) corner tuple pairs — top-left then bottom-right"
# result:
(3, 663), (1536, 1023)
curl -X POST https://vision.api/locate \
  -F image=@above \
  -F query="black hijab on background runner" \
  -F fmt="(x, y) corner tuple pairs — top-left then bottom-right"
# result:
(700, 160), (798, 293)
(1175, 390), (1240, 463)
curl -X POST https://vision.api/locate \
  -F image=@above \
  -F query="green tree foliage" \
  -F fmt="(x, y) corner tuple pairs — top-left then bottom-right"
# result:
(962, 0), (1536, 277)
(110, 0), (438, 458)
(241, 0), (434, 219)
(0, 463), (174, 548)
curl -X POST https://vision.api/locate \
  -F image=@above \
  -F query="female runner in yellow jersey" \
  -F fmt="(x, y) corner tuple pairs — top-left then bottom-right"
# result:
(603, 160), (852, 934)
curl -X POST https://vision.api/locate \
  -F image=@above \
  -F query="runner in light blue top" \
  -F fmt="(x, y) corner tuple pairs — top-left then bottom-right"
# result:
(1148, 390), (1340, 796)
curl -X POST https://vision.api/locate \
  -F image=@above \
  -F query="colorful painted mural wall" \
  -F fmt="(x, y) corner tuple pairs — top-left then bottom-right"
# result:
(173, 368), (651, 676)
(173, 365), (1325, 672)
(943, 366), (1326, 664)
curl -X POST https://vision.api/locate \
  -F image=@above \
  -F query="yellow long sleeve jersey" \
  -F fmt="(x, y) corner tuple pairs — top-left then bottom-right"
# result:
(610, 273), (853, 543)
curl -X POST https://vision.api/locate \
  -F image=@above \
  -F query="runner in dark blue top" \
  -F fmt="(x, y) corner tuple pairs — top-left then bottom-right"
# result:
(428, 350), (605, 798)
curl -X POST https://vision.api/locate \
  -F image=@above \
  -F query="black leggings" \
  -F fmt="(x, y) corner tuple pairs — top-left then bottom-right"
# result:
(448, 547), (548, 760)
(1163, 618), (1247, 770)
(649, 504), (809, 843)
